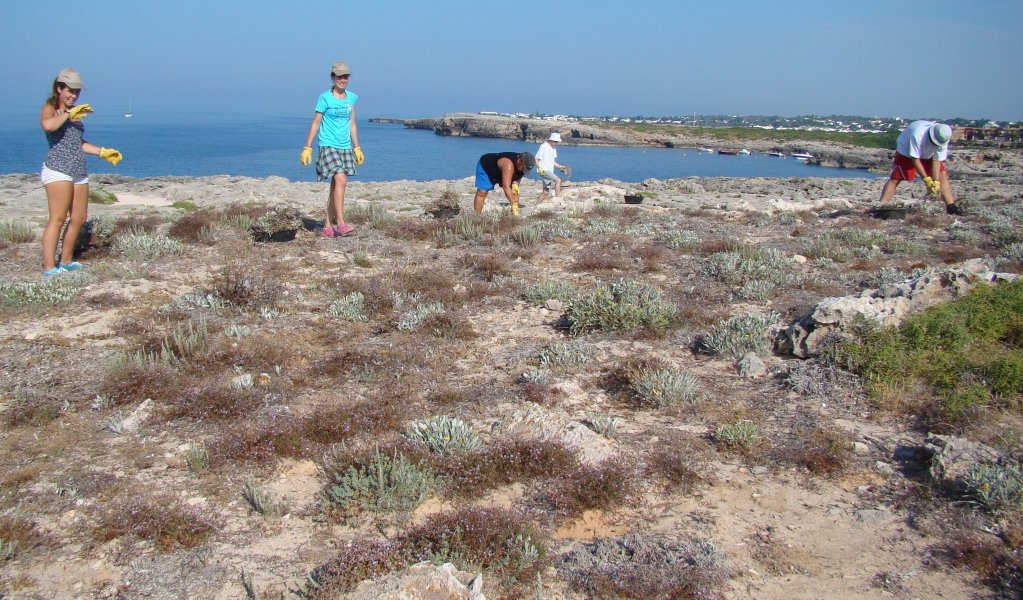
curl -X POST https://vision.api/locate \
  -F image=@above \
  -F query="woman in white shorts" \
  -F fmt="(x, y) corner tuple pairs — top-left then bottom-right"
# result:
(39, 68), (122, 277)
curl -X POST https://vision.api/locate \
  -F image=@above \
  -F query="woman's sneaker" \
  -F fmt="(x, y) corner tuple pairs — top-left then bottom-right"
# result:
(335, 223), (355, 236)
(43, 266), (68, 277)
(62, 261), (87, 271)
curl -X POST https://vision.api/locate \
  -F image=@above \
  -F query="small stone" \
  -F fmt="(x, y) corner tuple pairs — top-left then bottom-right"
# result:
(751, 466), (769, 475)
(852, 442), (870, 456)
(545, 299), (564, 312)
(791, 254), (808, 264)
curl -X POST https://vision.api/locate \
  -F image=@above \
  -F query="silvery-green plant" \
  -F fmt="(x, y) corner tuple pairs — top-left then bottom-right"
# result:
(582, 218), (620, 235)
(241, 477), (287, 516)
(999, 242), (1023, 262)
(585, 411), (621, 436)
(658, 229), (700, 250)
(703, 311), (778, 358)
(439, 214), (487, 243)
(630, 366), (700, 407)
(714, 420), (762, 449)
(531, 215), (577, 239)
(346, 203), (396, 226)
(325, 447), (435, 514)
(260, 306), (284, 321)
(219, 213), (256, 232)
(0, 272), (91, 307)
(405, 416), (482, 455)
(252, 207), (302, 233)
(187, 441), (209, 472)
(524, 280), (576, 306)
(0, 220), (35, 244)
(397, 302), (444, 331)
(350, 248), (372, 268)
(167, 292), (229, 312)
(804, 234), (853, 262)
(870, 266), (906, 288)
(737, 279), (775, 302)
(880, 238), (926, 256)
(704, 245), (792, 285)
(948, 226), (981, 244)
(624, 223), (655, 236)
(328, 292), (369, 322)
(538, 340), (591, 369)
(567, 278), (678, 335)
(811, 257), (835, 269)
(223, 323), (252, 338)
(390, 291), (422, 311)
(511, 225), (541, 247)
(520, 368), (551, 385)
(963, 462), (1023, 513)
(775, 211), (801, 225)
(91, 394), (112, 411)
(112, 228), (185, 259)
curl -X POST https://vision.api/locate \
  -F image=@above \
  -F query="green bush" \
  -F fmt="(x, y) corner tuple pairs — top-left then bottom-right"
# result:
(88, 188), (118, 205)
(841, 280), (1023, 425)
(524, 280), (576, 306)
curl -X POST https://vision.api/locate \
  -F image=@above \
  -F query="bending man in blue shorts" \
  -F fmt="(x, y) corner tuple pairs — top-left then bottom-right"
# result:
(473, 151), (535, 216)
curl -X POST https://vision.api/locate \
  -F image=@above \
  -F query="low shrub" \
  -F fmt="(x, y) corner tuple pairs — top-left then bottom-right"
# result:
(963, 462), (1023, 513)
(628, 364), (700, 408)
(541, 456), (637, 516)
(0, 220), (36, 245)
(95, 493), (220, 552)
(112, 229), (185, 259)
(524, 279), (576, 306)
(701, 311), (778, 358)
(323, 447), (436, 516)
(442, 438), (577, 496)
(567, 278), (678, 335)
(714, 420), (763, 450)
(404, 416), (482, 455)
(0, 272), (92, 309)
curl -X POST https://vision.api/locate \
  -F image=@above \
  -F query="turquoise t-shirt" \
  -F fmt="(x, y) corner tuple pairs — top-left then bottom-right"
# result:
(315, 89), (358, 149)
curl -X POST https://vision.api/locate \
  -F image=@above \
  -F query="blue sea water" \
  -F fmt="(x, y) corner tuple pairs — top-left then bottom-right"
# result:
(0, 113), (881, 183)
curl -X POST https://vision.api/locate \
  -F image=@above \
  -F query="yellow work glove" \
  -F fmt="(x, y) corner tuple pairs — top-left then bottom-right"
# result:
(300, 146), (312, 166)
(923, 176), (938, 196)
(354, 146), (364, 165)
(536, 166), (547, 177)
(511, 200), (520, 217)
(99, 147), (122, 166)
(511, 183), (520, 199)
(68, 104), (93, 120)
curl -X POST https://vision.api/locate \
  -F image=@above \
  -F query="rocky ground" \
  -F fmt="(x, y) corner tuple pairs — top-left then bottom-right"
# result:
(0, 153), (1021, 599)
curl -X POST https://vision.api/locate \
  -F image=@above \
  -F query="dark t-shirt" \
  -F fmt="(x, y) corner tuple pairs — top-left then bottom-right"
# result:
(479, 152), (524, 187)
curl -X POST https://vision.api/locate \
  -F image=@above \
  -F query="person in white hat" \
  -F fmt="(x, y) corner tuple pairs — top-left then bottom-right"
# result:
(535, 132), (568, 203)
(38, 67), (123, 277)
(878, 120), (962, 214)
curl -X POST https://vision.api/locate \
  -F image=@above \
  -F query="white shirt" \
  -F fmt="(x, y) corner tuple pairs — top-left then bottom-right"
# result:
(896, 120), (948, 161)
(535, 141), (558, 174)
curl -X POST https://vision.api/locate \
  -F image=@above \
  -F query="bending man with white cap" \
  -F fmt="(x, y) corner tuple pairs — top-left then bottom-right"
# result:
(878, 120), (962, 215)
(535, 132), (568, 203)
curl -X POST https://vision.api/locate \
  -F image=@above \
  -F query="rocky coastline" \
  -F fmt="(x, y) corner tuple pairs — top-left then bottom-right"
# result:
(379, 113), (1023, 179)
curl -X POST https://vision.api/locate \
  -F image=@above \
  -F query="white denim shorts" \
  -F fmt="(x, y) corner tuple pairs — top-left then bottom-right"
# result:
(40, 164), (88, 185)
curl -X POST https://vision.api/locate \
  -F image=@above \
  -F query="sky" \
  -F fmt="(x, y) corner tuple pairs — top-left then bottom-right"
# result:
(1, 0), (1021, 123)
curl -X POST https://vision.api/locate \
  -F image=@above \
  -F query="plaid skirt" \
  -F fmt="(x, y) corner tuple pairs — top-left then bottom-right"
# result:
(316, 147), (357, 181)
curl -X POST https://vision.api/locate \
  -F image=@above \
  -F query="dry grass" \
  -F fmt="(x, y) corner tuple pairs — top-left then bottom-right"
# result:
(94, 492), (221, 552)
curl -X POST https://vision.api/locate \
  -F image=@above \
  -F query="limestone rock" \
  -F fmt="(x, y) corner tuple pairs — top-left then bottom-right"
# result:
(736, 352), (767, 379)
(776, 260), (1017, 358)
(347, 562), (485, 600)
(923, 433), (1002, 489)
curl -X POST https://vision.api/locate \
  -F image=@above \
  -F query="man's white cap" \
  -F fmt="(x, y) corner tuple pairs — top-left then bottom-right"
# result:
(548, 132), (562, 142)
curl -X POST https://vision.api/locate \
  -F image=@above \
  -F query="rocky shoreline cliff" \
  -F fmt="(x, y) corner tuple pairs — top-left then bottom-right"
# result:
(380, 113), (1021, 178)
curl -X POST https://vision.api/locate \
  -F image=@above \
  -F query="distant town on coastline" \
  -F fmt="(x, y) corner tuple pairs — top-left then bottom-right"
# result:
(477, 111), (1023, 146)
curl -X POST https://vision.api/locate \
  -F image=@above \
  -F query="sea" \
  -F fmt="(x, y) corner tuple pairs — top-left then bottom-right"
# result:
(0, 113), (882, 183)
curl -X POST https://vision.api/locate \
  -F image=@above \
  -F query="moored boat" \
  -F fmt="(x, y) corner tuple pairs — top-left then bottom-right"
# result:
(718, 149), (738, 155)
(767, 151), (785, 157)
(791, 151), (813, 160)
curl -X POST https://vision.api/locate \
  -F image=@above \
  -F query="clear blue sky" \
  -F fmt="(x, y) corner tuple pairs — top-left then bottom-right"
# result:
(2, 0), (1021, 122)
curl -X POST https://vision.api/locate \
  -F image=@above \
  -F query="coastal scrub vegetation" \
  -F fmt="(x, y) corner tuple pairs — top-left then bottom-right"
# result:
(2, 172), (1023, 598)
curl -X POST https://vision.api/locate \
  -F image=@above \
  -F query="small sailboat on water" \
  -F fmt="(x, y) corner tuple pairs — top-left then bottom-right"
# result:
(124, 100), (133, 118)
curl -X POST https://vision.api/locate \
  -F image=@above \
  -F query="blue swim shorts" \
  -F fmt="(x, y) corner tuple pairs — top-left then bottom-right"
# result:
(475, 160), (495, 191)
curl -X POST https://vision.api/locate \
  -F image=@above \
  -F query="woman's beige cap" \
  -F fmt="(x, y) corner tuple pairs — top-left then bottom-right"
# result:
(331, 61), (351, 76)
(56, 68), (84, 89)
